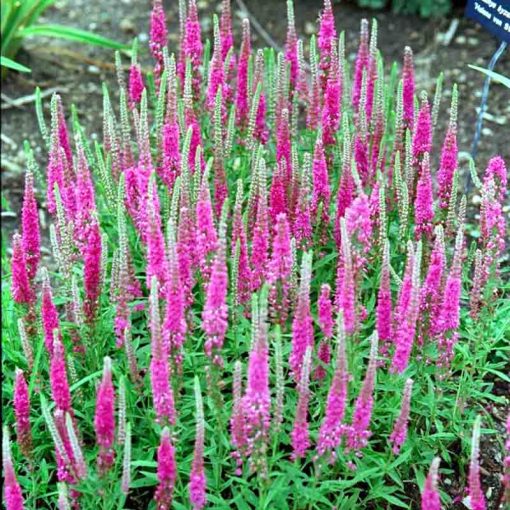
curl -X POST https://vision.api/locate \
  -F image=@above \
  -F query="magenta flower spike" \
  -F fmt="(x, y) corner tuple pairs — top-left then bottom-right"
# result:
(146, 180), (169, 293)
(421, 457), (442, 510)
(318, 0), (337, 88)
(235, 19), (251, 129)
(50, 335), (72, 413)
(335, 219), (356, 335)
(285, 0), (299, 89)
(3, 427), (25, 510)
(318, 284), (334, 339)
(46, 131), (66, 216)
(291, 347), (312, 460)
(468, 417), (486, 510)
(14, 368), (32, 459)
(420, 226), (445, 340)
(220, 0), (234, 60)
(240, 292), (271, 475)
(316, 313), (349, 460)
(159, 120), (181, 189)
(250, 185), (270, 292)
(435, 230), (463, 368)
(163, 223), (187, 364)
(83, 220), (102, 323)
(21, 171), (40, 281)
(189, 378), (206, 510)
(437, 123), (458, 209)
(269, 161), (288, 224)
(402, 46), (415, 129)
(334, 165), (355, 246)
(392, 242), (414, 339)
(322, 56), (341, 147)
(352, 19), (369, 112)
(202, 224), (228, 365)
(391, 243), (420, 374)
(184, 0), (203, 97)
(307, 71), (322, 131)
(11, 232), (34, 306)
(149, 0), (168, 83)
(412, 93), (432, 161)
(267, 213), (293, 325)
(376, 242), (392, 356)
(389, 378), (413, 454)
(95, 356), (115, 475)
(483, 155), (507, 203)
(54, 96), (74, 175)
(346, 332), (378, 452)
(231, 185), (252, 306)
(345, 192), (373, 257)
(41, 270), (60, 354)
(290, 252), (314, 383)
(314, 283), (334, 380)
(128, 63), (145, 108)
(252, 52), (269, 144)
(155, 427), (177, 510)
(311, 137), (331, 224)
(276, 109), (293, 185)
(150, 278), (176, 425)
(74, 146), (97, 247)
(414, 152), (434, 239)
(196, 176), (219, 280)
(207, 16), (226, 115)
(230, 361), (246, 474)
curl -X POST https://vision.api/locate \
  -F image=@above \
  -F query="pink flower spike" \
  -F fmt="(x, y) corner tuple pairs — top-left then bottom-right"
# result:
(290, 252), (314, 383)
(318, 284), (334, 339)
(159, 121), (181, 189)
(14, 368), (32, 459)
(21, 171), (40, 281)
(285, 0), (299, 89)
(250, 184), (270, 292)
(155, 427), (177, 510)
(240, 292), (271, 475)
(128, 64), (145, 108)
(3, 427), (25, 510)
(189, 378), (206, 510)
(267, 213), (293, 325)
(421, 457), (442, 510)
(483, 155), (507, 203)
(318, 0), (337, 87)
(149, 0), (168, 83)
(220, 0), (234, 62)
(389, 378), (413, 454)
(412, 93), (432, 160)
(163, 223), (187, 364)
(347, 332), (378, 452)
(95, 357), (115, 475)
(414, 152), (434, 239)
(311, 137), (331, 224)
(83, 220), (102, 323)
(352, 19), (369, 112)
(468, 417), (486, 510)
(202, 222), (228, 364)
(376, 241), (392, 355)
(437, 124), (458, 209)
(41, 269), (60, 354)
(50, 335), (72, 413)
(317, 313), (349, 461)
(149, 278), (176, 425)
(235, 19), (251, 129)
(291, 347), (312, 460)
(11, 232), (33, 306)
(402, 47), (415, 129)
(184, 0), (203, 98)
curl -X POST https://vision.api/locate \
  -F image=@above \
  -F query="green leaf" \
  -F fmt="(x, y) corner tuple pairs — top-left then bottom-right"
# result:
(18, 24), (128, 51)
(468, 65), (510, 89)
(0, 55), (31, 72)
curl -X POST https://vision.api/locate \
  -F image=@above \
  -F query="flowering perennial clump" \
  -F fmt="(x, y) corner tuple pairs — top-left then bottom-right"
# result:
(3, 0), (508, 508)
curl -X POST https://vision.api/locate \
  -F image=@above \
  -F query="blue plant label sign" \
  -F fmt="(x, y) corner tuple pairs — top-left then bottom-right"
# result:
(465, 0), (510, 42)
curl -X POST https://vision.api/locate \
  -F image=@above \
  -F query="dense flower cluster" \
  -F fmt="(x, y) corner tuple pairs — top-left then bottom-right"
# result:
(4, 0), (507, 508)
